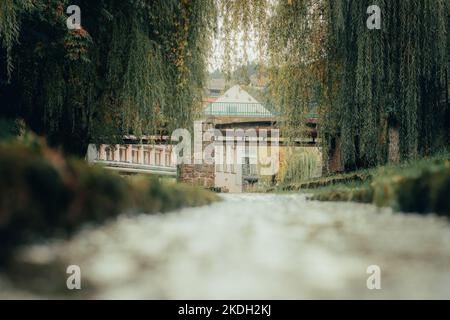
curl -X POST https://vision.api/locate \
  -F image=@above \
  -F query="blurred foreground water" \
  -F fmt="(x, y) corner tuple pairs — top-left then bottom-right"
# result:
(1, 194), (450, 299)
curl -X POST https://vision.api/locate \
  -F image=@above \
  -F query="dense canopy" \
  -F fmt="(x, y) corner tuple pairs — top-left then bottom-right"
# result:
(0, 0), (216, 154)
(1, 0), (449, 170)
(217, 0), (449, 169)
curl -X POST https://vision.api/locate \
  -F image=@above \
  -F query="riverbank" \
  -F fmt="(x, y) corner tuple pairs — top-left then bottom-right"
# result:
(2, 194), (450, 299)
(277, 154), (450, 216)
(0, 135), (219, 262)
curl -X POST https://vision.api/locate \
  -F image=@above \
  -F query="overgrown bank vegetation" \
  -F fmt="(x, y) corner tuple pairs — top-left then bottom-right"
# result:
(279, 154), (450, 216)
(0, 134), (218, 262)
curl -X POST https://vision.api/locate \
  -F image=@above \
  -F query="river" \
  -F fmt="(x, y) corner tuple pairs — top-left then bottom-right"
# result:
(1, 194), (450, 299)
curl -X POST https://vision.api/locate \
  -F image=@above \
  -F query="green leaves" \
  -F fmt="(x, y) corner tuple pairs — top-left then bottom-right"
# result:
(325, 0), (449, 168)
(0, 0), (216, 153)
(1, 0), (447, 161)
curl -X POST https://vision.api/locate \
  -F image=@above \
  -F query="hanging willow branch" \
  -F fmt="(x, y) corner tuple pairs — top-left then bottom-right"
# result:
(325, 0), (449, 169)
(1, 0), (448, 161)
(0, 0), (217, 154)
(0, 0), (34, 80)
(217, 0), (448, 169)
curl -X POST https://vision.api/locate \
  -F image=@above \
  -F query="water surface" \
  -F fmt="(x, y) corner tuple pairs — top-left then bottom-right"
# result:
(1, 194), (450, 299)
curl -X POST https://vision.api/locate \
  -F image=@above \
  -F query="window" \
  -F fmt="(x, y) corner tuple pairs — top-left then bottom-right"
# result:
(223, 147), (227, 173)
(243, 157), (257, 176)
(226, 146), (233, 173)
(231, 146), (236, 174)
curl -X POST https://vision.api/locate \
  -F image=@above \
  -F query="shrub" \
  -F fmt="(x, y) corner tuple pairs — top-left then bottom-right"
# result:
(0, 136), (219, 261)
(308, 156), (450, 217)
(280, 149), (320, 184)
(0, 118), (22, 141)
(372, 164), (450, 216)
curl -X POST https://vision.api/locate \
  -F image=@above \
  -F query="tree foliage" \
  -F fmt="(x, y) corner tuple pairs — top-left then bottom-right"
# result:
(0, 0), (216, 154)
(1, 0), (448, 168)
(218, 0), (449, 169)
(324, 0), (449, 169)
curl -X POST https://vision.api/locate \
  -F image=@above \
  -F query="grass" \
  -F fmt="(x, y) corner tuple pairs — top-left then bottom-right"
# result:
(370, 155), (450, 215)
(278, 153), (450, 217)
(0, 134), (219, 262)
(304, 181), (373, 204)
(276, 170), (373, 192)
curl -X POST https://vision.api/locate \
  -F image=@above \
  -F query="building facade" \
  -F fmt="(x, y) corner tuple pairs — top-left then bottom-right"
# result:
(179, 85), (323, 192)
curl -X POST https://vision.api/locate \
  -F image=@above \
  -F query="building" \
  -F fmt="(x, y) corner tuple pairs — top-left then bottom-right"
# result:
(86, 136), (176, 177)
(85, 85), (323, 191)
(179, 85), (323, 192)
(205, 78), (227, 103)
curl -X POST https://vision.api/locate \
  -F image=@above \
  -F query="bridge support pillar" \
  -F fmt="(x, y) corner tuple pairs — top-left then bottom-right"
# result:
(178, 120), (216, 189)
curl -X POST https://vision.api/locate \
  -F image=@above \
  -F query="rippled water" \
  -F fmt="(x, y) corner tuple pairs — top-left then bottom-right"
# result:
(1, 194), (450, 299)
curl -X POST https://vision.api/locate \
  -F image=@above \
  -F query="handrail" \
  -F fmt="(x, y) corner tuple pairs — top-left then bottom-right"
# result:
(205, 102), (277, 117)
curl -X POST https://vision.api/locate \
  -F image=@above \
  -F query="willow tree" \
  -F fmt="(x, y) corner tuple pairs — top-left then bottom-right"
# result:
(212, 0), (328, 143)
(216, 0), (449, 170)
(324, 0), (449, 170)
(265, 0), (327, 142)
(216, 0), (269, 73)
(0, 0), (216, 154)
(2, 0), (448, 163)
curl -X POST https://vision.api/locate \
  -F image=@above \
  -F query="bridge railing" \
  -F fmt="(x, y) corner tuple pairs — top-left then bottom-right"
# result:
(203, 102), (321, 122)
(204, 102), (278, 117)
(87, 144), (177, 176)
